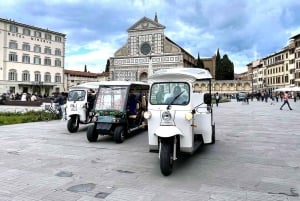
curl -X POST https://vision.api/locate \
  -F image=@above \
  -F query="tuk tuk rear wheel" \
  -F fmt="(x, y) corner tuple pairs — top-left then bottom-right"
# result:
(113, 126), (125, 143)
(67, 116), (79, 133)
(87, 125), (98, 142)
(160, 142), (173, 176)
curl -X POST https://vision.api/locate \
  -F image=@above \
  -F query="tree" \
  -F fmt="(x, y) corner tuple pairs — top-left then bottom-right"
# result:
(215, 49), (221, 80)
(221, 55), (234, 80)
(105, 59), (110, 72)
(215, 49), (234, 80)
(196, 53), (205, 69)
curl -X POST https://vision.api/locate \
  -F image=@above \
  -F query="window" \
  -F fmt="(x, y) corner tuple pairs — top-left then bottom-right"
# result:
(285, 75), (289, 83)
(44, 57), (51, 66)
(22, 43), (30, 51)
(34, 56), (41, 65)
(34, 71), (41, 82)
(45, 33), (52, 40)
(55, 59), (61, 67)
(55, 73), (61, 83)
(55, 48), (61, 56)
(23, 28), (31, 36)
(44, 72), (51, 82)
(34, 45), (41, 53)
(9, 25), (18, 33)
(55, 36), (62, 42)
(150, 82), (190, 105)
(44, 47), (51, 55)
(22, 70), (30, 81)
(9, 52), (18, 62)
(34, 31), (41, 38)
(8, 69), (17, 81)
(9, 41), (18, 49)
(22, 54), (30, 63)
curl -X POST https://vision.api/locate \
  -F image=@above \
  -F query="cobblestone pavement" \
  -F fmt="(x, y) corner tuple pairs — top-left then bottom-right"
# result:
(0, 100), (299, 201)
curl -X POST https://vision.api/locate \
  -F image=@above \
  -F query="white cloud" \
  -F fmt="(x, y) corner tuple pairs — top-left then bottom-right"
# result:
(65, 40), (118, 73)
(2, 0), (300, 75)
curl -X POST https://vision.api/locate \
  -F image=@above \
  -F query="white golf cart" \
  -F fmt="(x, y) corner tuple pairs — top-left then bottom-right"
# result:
(66, 82), (101, 133)
(144, 67), (215, 176)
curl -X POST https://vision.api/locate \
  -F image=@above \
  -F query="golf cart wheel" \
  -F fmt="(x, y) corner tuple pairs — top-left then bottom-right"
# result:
(113, 126), (125, 143)
(160, 141), (173, 176)
(87, 125), (98, 142)
(67, 116), (79, 133)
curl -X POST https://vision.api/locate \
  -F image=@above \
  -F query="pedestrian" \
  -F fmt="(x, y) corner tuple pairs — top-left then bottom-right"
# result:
(21, 93), (27, 101)
(280, 91), (293, 110)
(215, 92), (220, 107)
(31, 94), (37, 102)
(54, 92), (66, 119)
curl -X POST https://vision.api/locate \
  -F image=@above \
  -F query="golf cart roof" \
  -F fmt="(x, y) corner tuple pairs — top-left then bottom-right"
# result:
(148, 67), (212, 82)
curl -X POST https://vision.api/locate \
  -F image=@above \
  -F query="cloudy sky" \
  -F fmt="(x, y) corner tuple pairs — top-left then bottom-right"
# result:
(1, 0), (300, 74)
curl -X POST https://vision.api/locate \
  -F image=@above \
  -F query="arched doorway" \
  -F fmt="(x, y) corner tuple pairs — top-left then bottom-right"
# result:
(139, 72), (148, 82)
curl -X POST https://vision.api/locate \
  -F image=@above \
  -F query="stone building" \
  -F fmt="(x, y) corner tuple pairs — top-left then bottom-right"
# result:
(0, 17), (65, 96)
(109, 14), (196, 81)
(247, 33), (300, 93)
(109, 14), (251, 94)
(64, 70), (109, 91)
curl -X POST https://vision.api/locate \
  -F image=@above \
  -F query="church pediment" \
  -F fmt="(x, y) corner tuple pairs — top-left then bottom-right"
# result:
(127, 17), (165, 32)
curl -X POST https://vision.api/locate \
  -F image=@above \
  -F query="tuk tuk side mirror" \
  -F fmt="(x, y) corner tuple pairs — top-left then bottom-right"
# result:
(204, 93), (212, 105)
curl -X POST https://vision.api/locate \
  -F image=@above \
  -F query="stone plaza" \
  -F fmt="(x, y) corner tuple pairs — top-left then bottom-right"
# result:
(0, 100), (299, 201)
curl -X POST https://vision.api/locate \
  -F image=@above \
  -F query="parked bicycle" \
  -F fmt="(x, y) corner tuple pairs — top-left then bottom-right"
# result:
(42, 103), (61, 120)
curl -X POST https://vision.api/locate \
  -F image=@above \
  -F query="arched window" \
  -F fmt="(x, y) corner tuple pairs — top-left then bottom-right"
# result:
(8, 69), (17, 81)
(34, 71), (41, 82)
(55, 73), (61, 83)
(44, 72), (51, 83)
(22, 70), (30, 81)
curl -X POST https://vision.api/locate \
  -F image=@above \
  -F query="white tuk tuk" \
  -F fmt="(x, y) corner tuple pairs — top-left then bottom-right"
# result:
(66, 82), (101, 133)
(144, 68), (215, 176)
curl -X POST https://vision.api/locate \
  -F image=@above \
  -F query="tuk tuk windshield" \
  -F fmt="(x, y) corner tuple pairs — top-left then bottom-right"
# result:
(95, 86), (128, 111)
(150, 82), (190, 105)
(68, 90), (86, 101)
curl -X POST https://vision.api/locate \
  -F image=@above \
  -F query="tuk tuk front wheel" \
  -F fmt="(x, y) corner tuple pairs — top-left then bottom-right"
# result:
(160, 141), (173, 176)
(113, 126), (125, 143)
(87, 125), (98, 142)
(67, 116), (79, 133)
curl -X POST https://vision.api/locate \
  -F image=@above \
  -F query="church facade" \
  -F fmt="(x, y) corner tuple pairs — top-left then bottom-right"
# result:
(109, 14), (196, 81)
(109, 14), (252, 94)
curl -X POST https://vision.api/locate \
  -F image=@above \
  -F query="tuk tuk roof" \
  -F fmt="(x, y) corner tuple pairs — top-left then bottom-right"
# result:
(148, 67), (212, 82)
(69, 82), (103, 90)
(98, 81), (148, 86)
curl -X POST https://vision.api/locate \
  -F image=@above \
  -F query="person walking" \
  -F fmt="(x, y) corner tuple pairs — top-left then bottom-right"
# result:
(215, 92), (220, 107)
(280, 91), (293, 110)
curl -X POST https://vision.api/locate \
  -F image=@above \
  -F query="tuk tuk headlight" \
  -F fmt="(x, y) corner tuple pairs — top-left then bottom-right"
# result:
(144, 111), (152, 119)
(162, 111), (171, 121)
(185, 112), (193, 121)
(112, 117), (120, 123)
